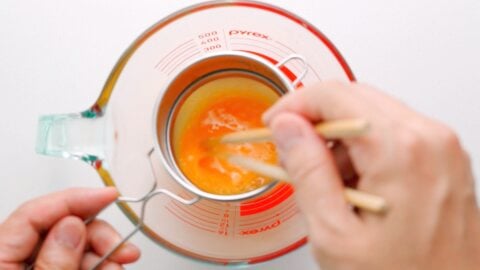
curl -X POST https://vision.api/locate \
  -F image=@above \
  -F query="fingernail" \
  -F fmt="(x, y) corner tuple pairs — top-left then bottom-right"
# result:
(271, 117), (304, 155)
(122, 242), (140, 254)
(104, 187), (120, 197)
(262, 111), (273, 125)
(262, 107), (279, 125)
(54, 218), (83, 249)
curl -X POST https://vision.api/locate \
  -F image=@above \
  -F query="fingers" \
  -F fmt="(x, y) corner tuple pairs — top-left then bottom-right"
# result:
(34, 216), (87, 270)
(263, 81), (410, 124)
(269, 112), (359, 229)
(0, 187), (118, 263)
(86, 220), (140, 264)
(263, 81), (418, 177)
(331, 142), (357, 185)
(81, 252), (124, 270)
(28, 218), (140, 270)
(263, 81), (367, 123)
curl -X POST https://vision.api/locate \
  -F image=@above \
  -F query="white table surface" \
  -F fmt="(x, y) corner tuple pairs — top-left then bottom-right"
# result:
(1, 0), (479, 269)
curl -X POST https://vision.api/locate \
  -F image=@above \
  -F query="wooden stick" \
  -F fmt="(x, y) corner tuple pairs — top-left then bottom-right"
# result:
(219, 118), (369, 144)
(228, 155), (387, 214)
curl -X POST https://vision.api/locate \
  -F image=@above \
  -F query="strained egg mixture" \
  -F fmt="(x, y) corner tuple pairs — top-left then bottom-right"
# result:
(172, 75), (280, 195)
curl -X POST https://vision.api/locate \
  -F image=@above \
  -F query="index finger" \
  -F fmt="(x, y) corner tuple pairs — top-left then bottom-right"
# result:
(0, 187), (118, 263)
(263, 81), (410, 124)
(263, 81), (412, 177)
(263, 81), (367, 123)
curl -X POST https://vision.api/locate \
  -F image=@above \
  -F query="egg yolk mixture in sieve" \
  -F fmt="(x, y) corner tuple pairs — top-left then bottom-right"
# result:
(172, 75), (280, 195)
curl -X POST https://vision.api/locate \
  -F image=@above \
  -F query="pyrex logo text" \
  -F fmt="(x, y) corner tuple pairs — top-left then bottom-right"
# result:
(240, 220), (281, 235)
(229, 30), (270, 40)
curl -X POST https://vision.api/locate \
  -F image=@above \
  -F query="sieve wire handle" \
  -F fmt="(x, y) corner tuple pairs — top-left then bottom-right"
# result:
(87, 189), (200, 270)
(275, 54), (308, 88)
(87, 148), (200, 270)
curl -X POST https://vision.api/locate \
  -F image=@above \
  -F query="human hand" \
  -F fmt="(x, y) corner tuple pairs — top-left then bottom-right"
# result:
(263, 81), (480, 270)
(0, 187), (140, 270)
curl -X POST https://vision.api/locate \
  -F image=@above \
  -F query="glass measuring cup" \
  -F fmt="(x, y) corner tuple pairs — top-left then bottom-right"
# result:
(36, 0), (354, 266)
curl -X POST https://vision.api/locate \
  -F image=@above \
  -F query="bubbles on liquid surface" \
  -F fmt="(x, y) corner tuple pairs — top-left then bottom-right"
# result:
(202, 108), (248, 132)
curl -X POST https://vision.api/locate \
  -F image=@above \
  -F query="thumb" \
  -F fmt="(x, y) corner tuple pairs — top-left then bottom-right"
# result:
(269, 112), (353, 226)
(35, 216), (87, 270)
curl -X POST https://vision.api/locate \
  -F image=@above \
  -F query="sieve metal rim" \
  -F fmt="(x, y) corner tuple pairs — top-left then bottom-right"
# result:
(152, 50), (303, 201)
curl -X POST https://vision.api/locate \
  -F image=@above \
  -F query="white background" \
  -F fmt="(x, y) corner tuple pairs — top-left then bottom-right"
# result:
(1, 0), (479, 269)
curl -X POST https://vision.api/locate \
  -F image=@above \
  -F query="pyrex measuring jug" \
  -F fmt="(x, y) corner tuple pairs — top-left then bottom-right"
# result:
(36, 0), (354, 266)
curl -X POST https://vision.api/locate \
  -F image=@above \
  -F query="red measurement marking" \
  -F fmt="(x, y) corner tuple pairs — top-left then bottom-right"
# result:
(197, 30), (218, 39)
(231, 36), (288, 54)
(166, 50), (202, 75)
(193, 200), (224, 211)
(257, 39), (288, 55)
(241, 183), (289, 207)
(232, 42), (282, 59)
(170, 201), (219, 225)
(217, 209), (231, 236)
(239, 213), (280, 227)
(240, 188), (292, 216)
(279, 203), (299, 220)
(161, 44), (199, 71)
(165, 206), (216, 233)
(238, 202), (291, 226)
(231, 205), (236, 239)
(206, 200), (225, 206)
(192, 203), (220, 216)
(239, 199), (297, 227)
(281, 208), (300, 223)
(240, 50), (303, 88)
(277, 200), (297, 216)
(155, 39), (195, 69)
(240, 183), (294, 216)
(241, 184), (292, 210)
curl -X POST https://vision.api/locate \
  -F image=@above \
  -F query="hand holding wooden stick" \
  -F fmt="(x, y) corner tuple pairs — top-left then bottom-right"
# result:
(216, 118), (369, 144)
(211, 118), (387, 214)
(227, 154), (388, 214)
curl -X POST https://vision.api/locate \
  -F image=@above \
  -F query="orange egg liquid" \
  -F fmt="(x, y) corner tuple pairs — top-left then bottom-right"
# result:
(172, 75), (280, 195)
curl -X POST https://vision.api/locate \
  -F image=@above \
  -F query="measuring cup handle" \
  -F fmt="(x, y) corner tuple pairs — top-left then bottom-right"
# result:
(36, 106), (105, 165)
(275, 54), (308, 88)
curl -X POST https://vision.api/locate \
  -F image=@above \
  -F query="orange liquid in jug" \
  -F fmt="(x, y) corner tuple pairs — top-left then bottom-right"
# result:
(172, 75), (280, 195)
